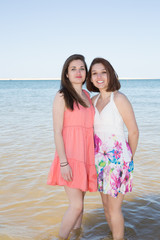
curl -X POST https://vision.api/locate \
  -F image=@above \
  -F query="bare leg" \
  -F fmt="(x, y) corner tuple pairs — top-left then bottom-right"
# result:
(107, 193), (124, 240)
(100, 192), (112, 231)
(73, 192), (85, 229)
(59, 186), (84, 239)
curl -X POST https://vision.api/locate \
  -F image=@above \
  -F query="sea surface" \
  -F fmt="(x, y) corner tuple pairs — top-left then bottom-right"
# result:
(0, 79), (160, 240)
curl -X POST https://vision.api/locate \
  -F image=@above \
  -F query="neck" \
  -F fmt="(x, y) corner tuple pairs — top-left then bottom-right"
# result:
(73, 84), (83, 96)
(99, 90), (112, 99)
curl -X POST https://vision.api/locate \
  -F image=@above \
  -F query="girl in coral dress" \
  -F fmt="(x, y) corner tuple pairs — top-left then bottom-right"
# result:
(87, 58), (139, 240)
(47, 54), (97, 239)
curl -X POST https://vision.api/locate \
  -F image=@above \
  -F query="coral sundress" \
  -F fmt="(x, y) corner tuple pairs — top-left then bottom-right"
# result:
(47, 90), (97, 192)
(94, 92), (134, 198)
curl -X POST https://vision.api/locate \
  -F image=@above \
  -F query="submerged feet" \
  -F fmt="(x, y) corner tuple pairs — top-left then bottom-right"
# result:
(70, 227), (82, 240)
(58, 227), (82, 240)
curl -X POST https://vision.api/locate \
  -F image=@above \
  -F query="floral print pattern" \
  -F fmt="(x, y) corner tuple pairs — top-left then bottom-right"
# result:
(94, 134), (133, 198)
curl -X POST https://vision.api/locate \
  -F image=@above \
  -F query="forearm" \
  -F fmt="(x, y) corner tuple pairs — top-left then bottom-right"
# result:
(54, 131), (72, 181)
(54, 131), (67, 163)
(128, 130), (139, 157)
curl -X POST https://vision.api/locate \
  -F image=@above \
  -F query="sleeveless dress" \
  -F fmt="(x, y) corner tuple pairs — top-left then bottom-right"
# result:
(47, 90), (97, 192)
(94, 92), (134, 198)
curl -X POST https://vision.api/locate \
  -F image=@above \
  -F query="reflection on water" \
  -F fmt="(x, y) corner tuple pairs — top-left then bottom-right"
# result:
(0, 80), (160, 240)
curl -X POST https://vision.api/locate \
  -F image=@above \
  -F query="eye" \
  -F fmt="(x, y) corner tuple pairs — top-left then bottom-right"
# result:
(80, 67), (85, 71)
(92, 72), (96, 75)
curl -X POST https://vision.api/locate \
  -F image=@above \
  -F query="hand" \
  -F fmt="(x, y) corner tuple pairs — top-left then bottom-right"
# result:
(60, 164), (73, 182)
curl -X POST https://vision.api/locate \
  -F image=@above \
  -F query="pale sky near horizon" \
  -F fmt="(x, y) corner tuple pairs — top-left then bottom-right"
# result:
(0, 0), (160, 79)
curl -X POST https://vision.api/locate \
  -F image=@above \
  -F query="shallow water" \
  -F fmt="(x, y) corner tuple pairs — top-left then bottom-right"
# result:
(0, 80), (160, 240)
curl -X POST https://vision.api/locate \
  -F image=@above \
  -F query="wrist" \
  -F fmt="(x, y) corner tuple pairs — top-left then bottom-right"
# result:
(60, 162), (69, 167)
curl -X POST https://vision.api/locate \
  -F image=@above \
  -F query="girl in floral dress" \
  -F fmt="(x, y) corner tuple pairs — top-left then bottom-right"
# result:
(87, 58), (139, 240)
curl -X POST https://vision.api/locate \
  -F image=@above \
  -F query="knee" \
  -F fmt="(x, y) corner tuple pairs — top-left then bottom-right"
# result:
(103, 203), (111, 219)
(70, 201), (83, 215)
(103, 204), (108, 214)
(108, 205), (122, 219)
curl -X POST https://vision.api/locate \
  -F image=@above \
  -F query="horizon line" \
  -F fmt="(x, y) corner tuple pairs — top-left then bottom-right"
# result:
(0, 77), (160, 81)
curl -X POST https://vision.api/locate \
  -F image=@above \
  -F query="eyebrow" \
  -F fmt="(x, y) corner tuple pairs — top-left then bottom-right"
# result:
(92, 68), (106, 72)
(70, 66), (85, 68)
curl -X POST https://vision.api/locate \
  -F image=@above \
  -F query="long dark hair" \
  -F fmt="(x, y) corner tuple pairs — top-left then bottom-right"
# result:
(60, 54), (88, 110)
(87, 57), (121, 92)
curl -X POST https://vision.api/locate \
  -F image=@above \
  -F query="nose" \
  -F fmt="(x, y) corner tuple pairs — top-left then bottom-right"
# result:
(76, 69), (81, 74)
(97, 73), (101, 78)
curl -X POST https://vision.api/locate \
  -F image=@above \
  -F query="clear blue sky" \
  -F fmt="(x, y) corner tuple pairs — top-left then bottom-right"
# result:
(0, 0), (160, 79)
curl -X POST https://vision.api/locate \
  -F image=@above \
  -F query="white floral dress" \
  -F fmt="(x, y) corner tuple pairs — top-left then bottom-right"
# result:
(94, 92), (134, 198)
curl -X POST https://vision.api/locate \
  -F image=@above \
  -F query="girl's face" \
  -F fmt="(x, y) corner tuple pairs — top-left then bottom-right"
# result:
(91, 63), (109, 90)
(67, 60), (86, 85)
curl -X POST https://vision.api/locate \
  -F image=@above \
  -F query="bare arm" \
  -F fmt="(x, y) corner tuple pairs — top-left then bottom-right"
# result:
(114, 92), (139, 157)
(53, 92), (72, 181)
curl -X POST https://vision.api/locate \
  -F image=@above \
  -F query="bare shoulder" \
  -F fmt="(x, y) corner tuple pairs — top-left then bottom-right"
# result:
(54, 91), (64, 102)
(53, 91), (65, 109)
(114, 91), (131, 106)
(91, 94), (99, 104)
(114, 91), (133, 115)
(54, 91), (64, 100)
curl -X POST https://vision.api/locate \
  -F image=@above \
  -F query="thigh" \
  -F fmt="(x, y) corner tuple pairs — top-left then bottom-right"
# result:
(64, 186), (85, 206)
(107, 193), (124, 211)
(100, 192), (109, 208)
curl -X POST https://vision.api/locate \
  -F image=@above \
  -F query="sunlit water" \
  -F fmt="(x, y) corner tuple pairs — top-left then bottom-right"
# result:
(0, 80), (160, 240)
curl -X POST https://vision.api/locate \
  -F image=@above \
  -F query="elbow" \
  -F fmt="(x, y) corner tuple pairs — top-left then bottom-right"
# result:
(53, 129), (63, 139)
(136, 126), (139, 138)
(133, 127), (139, 140)
(129, 127), (139, 140)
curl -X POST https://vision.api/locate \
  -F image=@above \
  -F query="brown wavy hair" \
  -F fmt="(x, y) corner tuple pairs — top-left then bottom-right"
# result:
(86, 57), (121, 92)
(60, 54), (88, 110)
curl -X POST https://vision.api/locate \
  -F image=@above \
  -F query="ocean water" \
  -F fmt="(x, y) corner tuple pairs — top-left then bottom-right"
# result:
(0, 79), (160, 240)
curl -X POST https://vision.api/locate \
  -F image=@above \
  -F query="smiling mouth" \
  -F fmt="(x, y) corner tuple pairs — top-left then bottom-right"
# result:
(97, 80), (104, 83)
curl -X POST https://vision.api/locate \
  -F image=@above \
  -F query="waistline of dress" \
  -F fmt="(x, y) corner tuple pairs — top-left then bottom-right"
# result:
(94, 129), (125, 137)
(63, 125), (94, 129)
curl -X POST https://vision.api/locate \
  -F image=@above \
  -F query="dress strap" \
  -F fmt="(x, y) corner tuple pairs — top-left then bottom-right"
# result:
(110, 92), (114, 102)
(94, 94), (100, 107)
(83, 89), (89, 96)
(83, 89), (92, 104)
